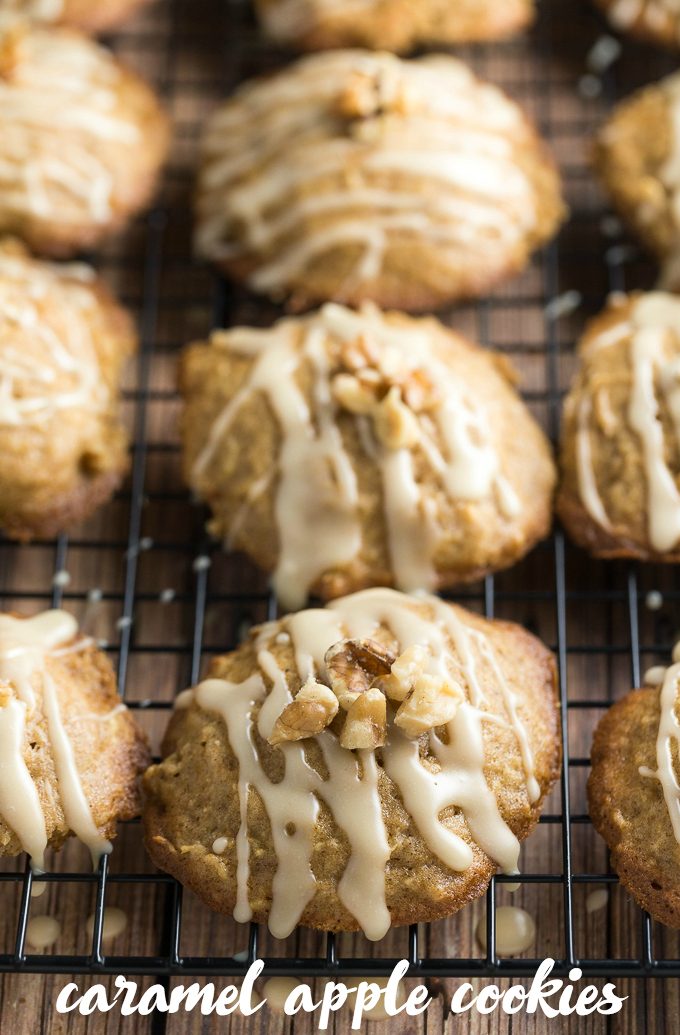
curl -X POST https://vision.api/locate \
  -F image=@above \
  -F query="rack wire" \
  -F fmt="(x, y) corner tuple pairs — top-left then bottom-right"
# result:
(1, 0), (680, 1007)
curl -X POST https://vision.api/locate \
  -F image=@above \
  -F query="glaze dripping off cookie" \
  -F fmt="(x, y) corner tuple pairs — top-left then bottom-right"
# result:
(0, 18), (169, 255)
(558, 292), (680, 561)
(0, 609), (149, 869)
(143, 588), (560, 939)
(180, 303), (556, 610)
(195, 50), (565, 312)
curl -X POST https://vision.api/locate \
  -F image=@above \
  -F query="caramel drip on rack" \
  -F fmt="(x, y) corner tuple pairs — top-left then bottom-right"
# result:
(196, 50), (537, 287)
(185, 588), (539, 940)
(0, 247), (104, 426)
(0, 22), (140, 226)
(0, 611), (112, 871)
(575, 293), (680, 552)
(191, 303), (521, 610)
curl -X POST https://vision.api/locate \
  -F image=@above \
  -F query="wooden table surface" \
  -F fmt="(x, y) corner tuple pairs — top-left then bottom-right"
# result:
(1, 0), (680, 1031)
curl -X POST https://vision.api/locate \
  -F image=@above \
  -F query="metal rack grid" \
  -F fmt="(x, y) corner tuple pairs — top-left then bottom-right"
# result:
(1, 0), (680, 996)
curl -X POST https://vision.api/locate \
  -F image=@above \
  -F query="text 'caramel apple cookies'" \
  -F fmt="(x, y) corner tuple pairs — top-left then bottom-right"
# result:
(195, 50), (565, 312)
(181, 303), (556, 610)
(0, 609), (150, 870)
(255, 0), (535, 52)
(595, 71), (680, 287)
(588, 647), (680, 927)
(593, 0), (680, 50)
(0, 0), (150, 33)
(557, 292), (680, 562)
(0, 238), (136, 540)
(0, 17), (169, 256)
(143, 588), (560, 939)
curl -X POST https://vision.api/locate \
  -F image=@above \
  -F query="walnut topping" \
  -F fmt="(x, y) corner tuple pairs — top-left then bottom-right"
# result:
(378, 644), (429, 702)
(338, 333), (381, 372)
(325, 638), (395, 710)
(373, 386), (421, 449)
(268, 679), (339, 745)
(340, 687), (387, 749)
(400, 369), (440, 413)
(394, 674), (464, 738)
(331, 372), (378, 415)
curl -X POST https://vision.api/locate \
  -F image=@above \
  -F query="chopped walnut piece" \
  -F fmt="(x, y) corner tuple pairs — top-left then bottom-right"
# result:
(268, 679), (339, 745)
(338, 333), (381, 372)
(373, 386), (420, 450)
(340, 687), (386, 749)
(378, 644), (429, 702)
(399, 369), (440, 413)
(394, 674), (464, 738)
(331, 373), (378, 415)
(325, 638), (395, 710)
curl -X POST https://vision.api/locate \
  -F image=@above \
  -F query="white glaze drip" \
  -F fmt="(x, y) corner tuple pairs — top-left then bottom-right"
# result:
(642, 659), (680, 843)
(195, 50), (538, 289)
(191, 303), (524, 609)
(575, 293), (680, 551)
(0, 611), (113, 870)
(188, 588), (540, 939)
(0, 248), (104, 427)
(0, 22), (141, 227)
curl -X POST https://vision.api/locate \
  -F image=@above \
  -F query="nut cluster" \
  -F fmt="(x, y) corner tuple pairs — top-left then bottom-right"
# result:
(329, 332), (439, 451)
(268, 636), (464, 751)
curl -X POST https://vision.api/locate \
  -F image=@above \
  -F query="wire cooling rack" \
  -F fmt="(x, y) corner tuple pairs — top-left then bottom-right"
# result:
(1, 0), (680, 999)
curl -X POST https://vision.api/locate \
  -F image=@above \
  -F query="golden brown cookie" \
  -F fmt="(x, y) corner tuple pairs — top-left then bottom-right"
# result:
(255, 0), (534, 52)
(143, 588), (560, 938)
(0, 609), (150, 870)
(0, 0), (150, 32)
(0, 238), (136, 540)
(593, 0), (680, 50)
(0, 19), (170, 256)
(594, 71), (680, 285)
(181, 303), (556, 610)
(588, 654), (680, 927)
(557, 292), (680, 562)
(195, 51), (565, 312)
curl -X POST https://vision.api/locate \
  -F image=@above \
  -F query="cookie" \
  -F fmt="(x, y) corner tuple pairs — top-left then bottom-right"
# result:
(0, 609), (150, 870)
(0, 0), (150, 32)
(181, 303), (556, 610)
(588, 653), (680, 927)
(0, 238), (136, 540)
(255, 0), (534, 52)
(557, 292), (680, 561)
(195, 51), (565, 312)
(143, 588), (560, 938)
(0, 19), (170, 256)
(594, 71), (680, 286)
(593, 0), (680, 50)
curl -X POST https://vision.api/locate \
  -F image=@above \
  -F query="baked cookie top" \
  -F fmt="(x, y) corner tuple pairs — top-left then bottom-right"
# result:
(589, 648), (680, 927)
(181, 303), (556, 610)
(0, 238), (136, 539)
(0, 609), (149, 870)
(594, 0), (680, 49)
(255, 0), (534, 52)
(0, 17), (169, 256)
(558, 292), (680, 561)
(195, 50), (565, 312)
(143, 588), (560, 938)
(0, 0), (149, 32)
(594, 71), (680, 285)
